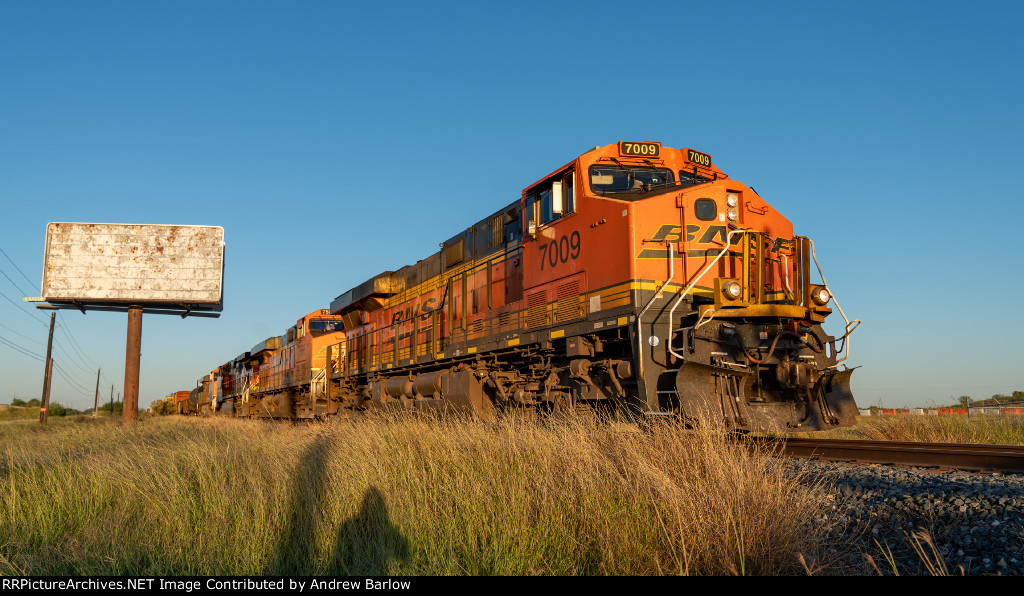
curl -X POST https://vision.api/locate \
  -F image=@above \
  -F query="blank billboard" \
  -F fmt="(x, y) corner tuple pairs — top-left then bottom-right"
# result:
(41, 223), (224, 309)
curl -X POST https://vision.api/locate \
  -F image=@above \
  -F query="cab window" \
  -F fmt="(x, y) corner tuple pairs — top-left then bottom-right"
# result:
(540, 189), (556, 224)
(308, 318), (344, 337)
(503, 207), (521, 243)
(694, 198), (717, 221)
(539, 172), (575, 226)
(590, 166), (674, 195)
(679, 171), (711, 187)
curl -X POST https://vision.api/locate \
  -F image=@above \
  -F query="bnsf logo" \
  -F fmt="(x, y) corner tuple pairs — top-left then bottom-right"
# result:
(642, 224), (790, 254)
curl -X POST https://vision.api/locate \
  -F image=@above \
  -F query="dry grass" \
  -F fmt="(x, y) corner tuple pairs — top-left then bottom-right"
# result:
(0, 411), (842, 576)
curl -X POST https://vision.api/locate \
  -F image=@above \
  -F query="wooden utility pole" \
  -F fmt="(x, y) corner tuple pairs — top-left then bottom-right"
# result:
(39, 312), (56, 424)
(93, 368), (101, 416)
(109, 385), (114, 417)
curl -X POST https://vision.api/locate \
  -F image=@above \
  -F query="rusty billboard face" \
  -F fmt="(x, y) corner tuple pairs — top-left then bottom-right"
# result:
(41, 223), (224, 311)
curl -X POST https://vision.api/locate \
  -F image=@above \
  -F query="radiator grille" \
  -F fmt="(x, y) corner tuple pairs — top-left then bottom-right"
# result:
(490, 216), (503, 248)
(526, 291), (547, 329)
(554, 280), (581, 323)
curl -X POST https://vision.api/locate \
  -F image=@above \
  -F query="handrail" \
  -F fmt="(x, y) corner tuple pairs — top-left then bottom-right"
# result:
(634, 242), (678, 380)
(311, 367), (328, 399)
(805, 237), (860, 365)
(656, 231), (859, 368)
(666, 229), (748, 362)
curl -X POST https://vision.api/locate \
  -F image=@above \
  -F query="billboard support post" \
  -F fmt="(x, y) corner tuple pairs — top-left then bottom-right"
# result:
(123, 305), (142, 426)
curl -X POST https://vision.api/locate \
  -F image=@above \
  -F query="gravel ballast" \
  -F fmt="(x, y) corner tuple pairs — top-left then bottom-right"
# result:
(784, 459), (1024, 575)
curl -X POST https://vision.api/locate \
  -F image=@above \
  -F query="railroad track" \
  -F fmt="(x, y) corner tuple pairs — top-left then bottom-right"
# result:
(750, 437), (1024, 474)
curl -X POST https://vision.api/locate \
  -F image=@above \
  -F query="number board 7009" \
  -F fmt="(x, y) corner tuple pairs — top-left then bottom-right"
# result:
(686, 148), (712, 167)
(619, 141), (660, 157)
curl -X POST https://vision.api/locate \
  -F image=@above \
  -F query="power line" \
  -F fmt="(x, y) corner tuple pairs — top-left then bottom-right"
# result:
(100, 371), (120, 397)
(0, 267), (33, 298)
(0, 245), (39, 293)
(52, 362), (94, 397)
(0, 322), (45, 346)
(0, 243), (105, 374)
(0, 247), (47, 323)
(53, 365), (93, 395)
(52, 329), (95, 372)
(0, 334), (44, 361)
(53, 354), (97, 390)
(57, 314), (100, 367)
(0, 287), (49, 326)
(51, 340), (94, 376)
(0, 331), (95, 396)
(43, 336), (98, 388)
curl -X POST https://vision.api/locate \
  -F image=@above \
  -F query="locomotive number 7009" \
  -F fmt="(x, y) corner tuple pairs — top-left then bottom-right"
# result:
(539, 231), (581, 270)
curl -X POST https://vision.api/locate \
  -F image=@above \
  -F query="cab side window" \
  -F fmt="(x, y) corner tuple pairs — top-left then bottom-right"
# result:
(540, 189), (556, 224)
(524, 195), (536, 234)
(503, 207), (521, 243)
(538, 171), (576, 226)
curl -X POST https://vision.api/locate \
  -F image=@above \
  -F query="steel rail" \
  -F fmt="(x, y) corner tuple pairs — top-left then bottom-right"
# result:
(751, 437), (1024, 474)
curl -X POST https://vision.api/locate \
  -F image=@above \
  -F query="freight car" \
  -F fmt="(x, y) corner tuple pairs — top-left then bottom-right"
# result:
(188, 141), (859, 432)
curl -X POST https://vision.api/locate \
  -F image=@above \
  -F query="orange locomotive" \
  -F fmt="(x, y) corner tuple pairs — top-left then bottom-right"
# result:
(186, 309), (347, 419)
(186, 141), (858, 431)
(321, 141), (859, 431)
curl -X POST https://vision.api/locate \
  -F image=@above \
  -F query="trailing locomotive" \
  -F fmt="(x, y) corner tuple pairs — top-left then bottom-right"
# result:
(186, 141), (859, 432)
(182, 310), (347, 419)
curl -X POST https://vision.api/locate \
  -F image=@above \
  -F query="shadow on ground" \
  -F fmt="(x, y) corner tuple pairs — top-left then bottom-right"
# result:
(267, 432), (409, 574)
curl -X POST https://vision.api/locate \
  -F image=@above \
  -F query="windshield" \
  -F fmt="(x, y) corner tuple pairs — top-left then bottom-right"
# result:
(589, 165), (675, 194)
(308, 318), (344, 337)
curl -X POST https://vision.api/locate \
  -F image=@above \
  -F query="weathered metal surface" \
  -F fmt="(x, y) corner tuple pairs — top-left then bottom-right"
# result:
(250, 336), (282, 354)
(41, 223), (224, 307)
(329, 271), (404, 314)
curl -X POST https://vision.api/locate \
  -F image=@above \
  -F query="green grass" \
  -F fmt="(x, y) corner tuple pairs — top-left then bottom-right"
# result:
(0, 412), (840, 576)
(0, 405), (85, 422)
(0, 407), (41, 422)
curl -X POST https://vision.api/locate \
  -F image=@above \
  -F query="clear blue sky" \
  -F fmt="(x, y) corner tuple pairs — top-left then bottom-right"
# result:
(1, 1), (1021, 411)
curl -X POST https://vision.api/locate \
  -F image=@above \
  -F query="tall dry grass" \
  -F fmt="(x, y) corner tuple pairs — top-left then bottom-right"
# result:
(1, 411), (841, 575)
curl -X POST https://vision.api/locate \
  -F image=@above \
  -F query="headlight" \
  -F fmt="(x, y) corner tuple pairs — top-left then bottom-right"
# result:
(810, 285), (831, 306)
(726, 193), (739, 221)
(722, 280), (742, 301)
